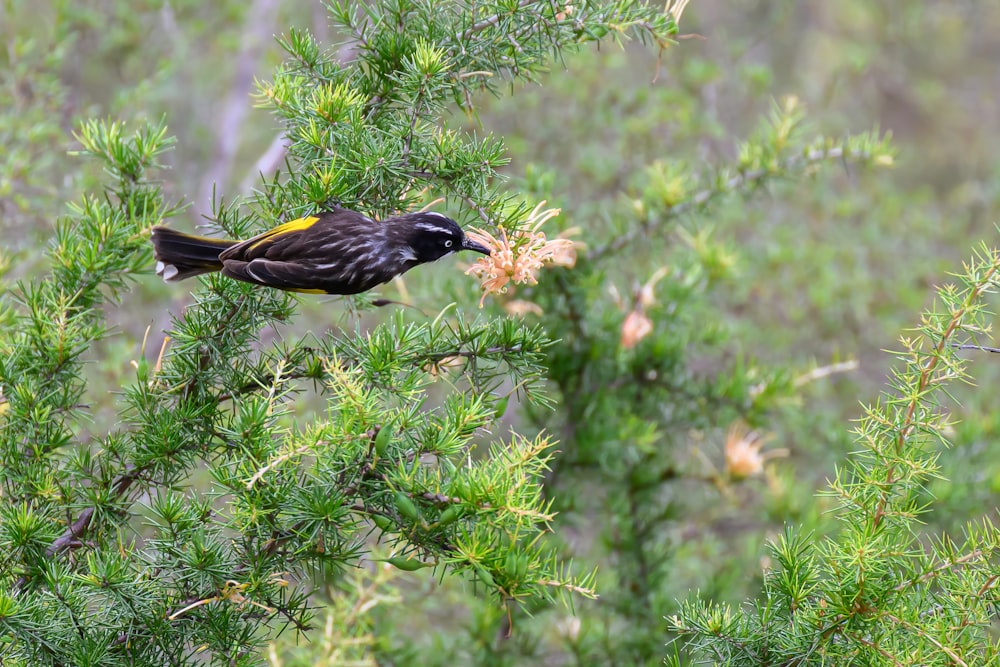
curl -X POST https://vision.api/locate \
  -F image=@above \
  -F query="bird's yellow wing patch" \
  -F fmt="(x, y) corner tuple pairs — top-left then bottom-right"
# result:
(248, 216), (320, 251)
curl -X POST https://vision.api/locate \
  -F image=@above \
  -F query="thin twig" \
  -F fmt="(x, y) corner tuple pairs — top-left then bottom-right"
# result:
(461, 195), (494, 224)
(460, 0), (537, 40)
(951, 343), (1000, 354)
(843, 630), (905, 667)
(420, 345), (523, 362)
(894, 549), (983, 591)
(883, 613), (969, 667)
(793, 360), (859, 387)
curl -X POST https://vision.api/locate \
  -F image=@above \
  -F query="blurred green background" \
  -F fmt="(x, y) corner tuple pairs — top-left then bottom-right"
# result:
(4, 1), (1000, 664)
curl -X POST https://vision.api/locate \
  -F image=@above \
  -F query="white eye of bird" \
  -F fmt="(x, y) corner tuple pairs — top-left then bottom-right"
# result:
(444, 240), (453, 248)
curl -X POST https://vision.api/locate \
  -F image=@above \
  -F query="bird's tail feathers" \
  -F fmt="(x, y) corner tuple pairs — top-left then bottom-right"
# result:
(150, 226), (237, 282)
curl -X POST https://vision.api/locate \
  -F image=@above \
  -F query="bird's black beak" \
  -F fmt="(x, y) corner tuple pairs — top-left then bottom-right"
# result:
(462, 236), (492, 255)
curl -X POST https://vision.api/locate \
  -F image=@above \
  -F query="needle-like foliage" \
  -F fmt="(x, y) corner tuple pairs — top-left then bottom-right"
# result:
(670, 243), (1000, 665)
(0, 2), (681, 665)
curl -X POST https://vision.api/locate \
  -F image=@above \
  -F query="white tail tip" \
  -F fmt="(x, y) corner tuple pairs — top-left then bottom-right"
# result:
(156, 261), (180, 281)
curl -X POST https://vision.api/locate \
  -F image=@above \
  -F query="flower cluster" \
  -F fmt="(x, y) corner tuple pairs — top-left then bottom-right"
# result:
(465, 202), (577, 307)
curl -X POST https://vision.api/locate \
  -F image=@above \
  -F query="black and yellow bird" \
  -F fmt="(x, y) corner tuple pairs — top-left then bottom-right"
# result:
(150, 207), (491, 295)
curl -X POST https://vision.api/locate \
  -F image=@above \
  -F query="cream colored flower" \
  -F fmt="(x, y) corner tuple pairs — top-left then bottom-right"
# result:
(725, 431), (765, 479)
(724, 421), (786, 480)
(465, 227), (516, 304)
(465, 202), (579, 307)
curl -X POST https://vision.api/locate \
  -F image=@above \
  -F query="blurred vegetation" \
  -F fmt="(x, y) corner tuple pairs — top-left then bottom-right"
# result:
(3, 0), (1000, 665)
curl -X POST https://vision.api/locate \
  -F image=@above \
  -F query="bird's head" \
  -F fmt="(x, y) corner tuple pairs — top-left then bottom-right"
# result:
(396, 212), (491, 264)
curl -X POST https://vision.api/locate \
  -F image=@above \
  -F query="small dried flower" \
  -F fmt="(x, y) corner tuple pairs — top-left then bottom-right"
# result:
(724, 421), (786, 480)
(618, 266), (670, 349)
(465, 202), (579, 306)
(726, 434), (764, 479)
(638, 267), (669, 308)
(620, 309), (653, 349)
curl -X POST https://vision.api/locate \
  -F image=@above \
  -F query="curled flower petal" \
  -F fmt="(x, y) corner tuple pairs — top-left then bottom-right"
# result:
(620, 309), (653, 349)
(638, 267), (670, 308)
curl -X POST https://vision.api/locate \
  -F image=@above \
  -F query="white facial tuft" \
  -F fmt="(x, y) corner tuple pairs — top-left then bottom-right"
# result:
(398, 247), (418, 262)
(414, 222), (452, 234)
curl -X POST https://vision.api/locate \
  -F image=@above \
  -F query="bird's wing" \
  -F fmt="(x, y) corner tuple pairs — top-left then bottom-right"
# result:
(219, 209), (373, 263)
(222, 257), (326, 293)
(219, 215), (324, 262)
